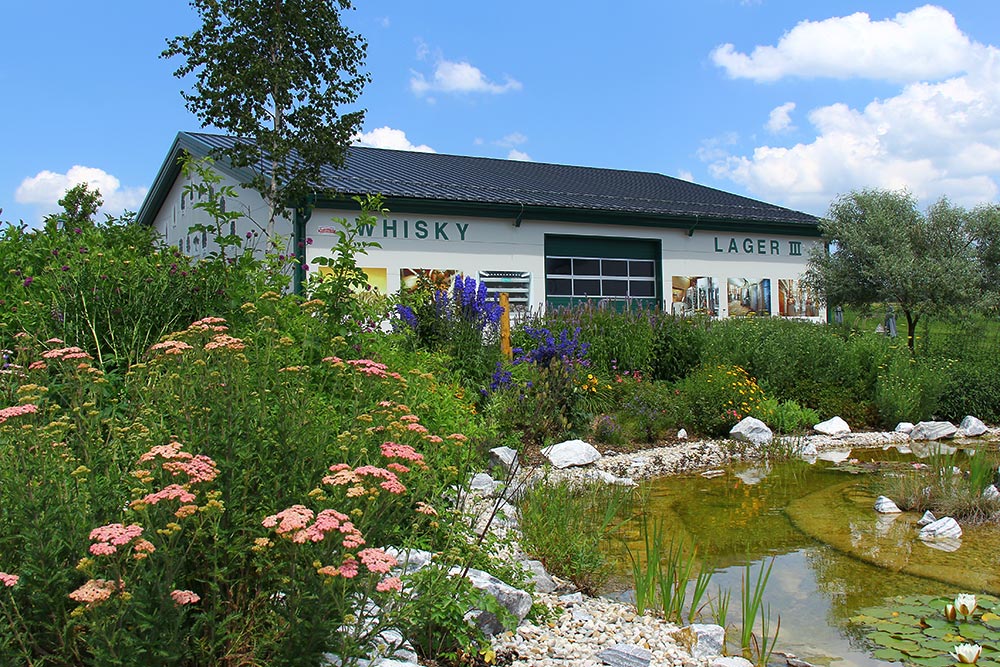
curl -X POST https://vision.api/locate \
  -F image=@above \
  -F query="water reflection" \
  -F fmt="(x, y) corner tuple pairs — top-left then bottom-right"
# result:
(610, 449), (1000, 667)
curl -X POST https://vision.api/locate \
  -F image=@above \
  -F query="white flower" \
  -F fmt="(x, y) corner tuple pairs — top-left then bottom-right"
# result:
(951, 643), (982, 664)
(956, 594), (978, 617)
(944, 603), (957, 621)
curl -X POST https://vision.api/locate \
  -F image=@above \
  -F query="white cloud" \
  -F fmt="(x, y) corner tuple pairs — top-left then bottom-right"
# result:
(507, 149), (531, 161)
(766, 102), (796, 133)
(15, 166), (147, 221)
(677, 169), (694, 182)
(410, 57), (522, 96)
(705, 7), (1000, 213)
(712, 5), (979, 83)
(352, 127), (436, 153)
(496, 132), (528, 148)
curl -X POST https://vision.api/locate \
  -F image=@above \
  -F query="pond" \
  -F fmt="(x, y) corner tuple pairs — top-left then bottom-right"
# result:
(609, 445), (1000, 667)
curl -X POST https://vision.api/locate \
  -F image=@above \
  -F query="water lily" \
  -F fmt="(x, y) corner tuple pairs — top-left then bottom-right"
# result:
(950, 643), (982, 664)
(944, 603), (957, 621)
(956, 594), (978, 617)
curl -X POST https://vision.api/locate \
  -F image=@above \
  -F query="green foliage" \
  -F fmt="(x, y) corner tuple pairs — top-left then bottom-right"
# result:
(163, 0), (370, 233)
(613, 376), (681, 443)
(936, 357), (1000, 423)
(804, 189), (982, 350)
(649, 314), (707, 382)
(517, 480), (633, 595)
(740, 558), (779, 666)
(749, 397), (820, 435)
(677, 364), (766, 437)
(851, 593), (1000, 667)
(874, 355), (953, 427)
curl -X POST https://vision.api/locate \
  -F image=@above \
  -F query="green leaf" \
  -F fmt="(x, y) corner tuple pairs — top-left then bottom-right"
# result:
(873, 648), (905, 662)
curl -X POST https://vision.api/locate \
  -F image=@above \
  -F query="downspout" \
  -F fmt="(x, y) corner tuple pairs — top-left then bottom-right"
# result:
(292, 195), (315, 296)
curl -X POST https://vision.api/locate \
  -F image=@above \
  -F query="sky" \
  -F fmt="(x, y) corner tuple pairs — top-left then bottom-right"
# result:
(2, 1), (1000, 225)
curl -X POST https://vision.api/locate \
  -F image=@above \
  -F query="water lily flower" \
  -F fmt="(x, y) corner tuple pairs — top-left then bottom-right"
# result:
(956, 594), (978, 617)
(951, 643), (982, 664)
(944, 603), (957, 621)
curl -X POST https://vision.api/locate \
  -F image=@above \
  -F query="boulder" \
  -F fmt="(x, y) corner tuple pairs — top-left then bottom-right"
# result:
(461, 567), (533, 635)
(677, 624), (726, 660)
(917, 510), (937, 526)
(541, 439), (602, 469)
(895, 422), (915, 434)
(489, 446), (520, 475)
(729, 417), (773, 447)
(596, 643), (654, 667)
(469, 472), (501, 496)
(983, 485), (1000, 501)
(814, 416), (851, 436)
(677, 428), (688, 440)
(796, 440), (819, 463)
(919, 516), (962, 541)
(525, 559), (557, 594)
(960, 416), (988, 438)
(909, 421), (957, 441)
(874, 495), (902, 514)
(711, 658), (754, 667)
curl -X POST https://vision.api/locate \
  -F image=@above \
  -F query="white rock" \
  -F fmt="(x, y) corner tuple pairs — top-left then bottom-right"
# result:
(683, 624), (726, 660)
(469, 472), (501, 496)
(489, 446), (520, 475)
(960, 416), (988, 437)
(983, 485), (1000, 500)
(542, 439), (602, 469)
(526, 560), (557, 594)
(910, 421), (958, 441)
(814, 416), (851, 436)
(919, 516), (962, 541)
(586, 469), (638, 487)
(729, 417), (773, 446)
(917, 510), (937, 526)
(874, 495), (902, 514)
(677, 428), (688, 440)
(895, 422), (915, 434)
(461, 567), (533, 635)
(796, 440), (819, 463)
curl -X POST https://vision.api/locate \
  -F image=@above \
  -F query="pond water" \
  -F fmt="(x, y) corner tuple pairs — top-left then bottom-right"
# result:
(608, 446), (1000, 667)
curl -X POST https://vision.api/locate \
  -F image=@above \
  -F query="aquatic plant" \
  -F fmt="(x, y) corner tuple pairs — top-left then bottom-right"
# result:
(852, 593), (1000, 667)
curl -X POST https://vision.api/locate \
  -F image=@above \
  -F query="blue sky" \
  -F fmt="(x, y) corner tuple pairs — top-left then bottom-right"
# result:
(3, 1), (999, 225)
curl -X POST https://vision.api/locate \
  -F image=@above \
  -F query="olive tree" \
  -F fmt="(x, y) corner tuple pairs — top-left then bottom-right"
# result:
(804, 189), (980, 350)
(163, 0), (370, 238)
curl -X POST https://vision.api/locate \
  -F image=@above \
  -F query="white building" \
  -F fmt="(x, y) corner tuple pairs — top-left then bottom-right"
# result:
(136, 132), (824, 319)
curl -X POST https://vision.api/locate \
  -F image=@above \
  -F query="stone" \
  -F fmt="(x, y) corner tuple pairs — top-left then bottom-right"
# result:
(874, 495), (902, 513)
(677, 428), (688, 440)
(711, 658), (754, 667)
(541, 439), (602, 469)
(526, 560), (558, 594)
(596, 643), (654, 667)
(919, 516), (962, 541)
(489, 446), (520, 475)
(559, 592), (584, 604)
(814, 416), (851, 436)
(796, 440), (819, 463)
(984, 485), (1000, 500)
(460, 567), (532, 635)
(469, 472), (500, 496)
(895, 422), (915, 434)
(681, 624), (726, 660)
(385, 547), (434, 574)
(729, 417), (773, 446)
(917, 510), (937, 526)
(960, 416), (988, 438)
(910, 421), (958, 441)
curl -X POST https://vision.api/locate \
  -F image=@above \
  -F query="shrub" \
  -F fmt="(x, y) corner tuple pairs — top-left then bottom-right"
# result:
(874, 355), (952, 427)
(649, 314), (706, 382)
(750, 397), (820, 434)
(678, 364), (766, 437)
(614, 377), (681, 443)
(517, 480), (633, 595)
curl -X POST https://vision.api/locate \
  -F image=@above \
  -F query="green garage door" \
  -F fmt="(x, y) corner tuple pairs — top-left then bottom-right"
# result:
(544, 235), (661, 309)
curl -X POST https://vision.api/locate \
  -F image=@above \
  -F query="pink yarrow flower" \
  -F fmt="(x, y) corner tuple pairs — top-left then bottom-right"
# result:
(69, 579), (118, 606)
(376, 576), (403, 593)
(0, 403), (38, 424)
(170, 589), (201, 606)
(0, 572), (19, 587)
(358, 548), (397, 574)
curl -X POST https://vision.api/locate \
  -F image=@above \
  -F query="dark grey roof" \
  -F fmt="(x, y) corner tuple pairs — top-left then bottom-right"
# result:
(186, 132), (816, 226)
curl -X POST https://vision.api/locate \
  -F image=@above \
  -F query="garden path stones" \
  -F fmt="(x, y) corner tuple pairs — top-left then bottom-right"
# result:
(813, 416), (850, 436)
(909, 421), (958, 441)
(541, 439), (602, 468)
(469, 472), (502, 496)
(712, 657), (755, 667)
(959, 415), (988, 437)
(729, 416), (773, 446)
